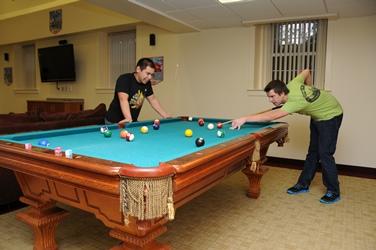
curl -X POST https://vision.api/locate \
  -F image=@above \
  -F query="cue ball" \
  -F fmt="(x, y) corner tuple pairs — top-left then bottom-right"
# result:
(195, 137), (205, 147)
(100, 126), (108, 133)
(140, 126), (149, 134)
(185, 129), (193, 137)
(207, 123), (214, 130)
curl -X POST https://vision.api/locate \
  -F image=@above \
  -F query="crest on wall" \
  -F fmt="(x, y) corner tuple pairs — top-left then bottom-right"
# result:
(49, 9), (62, 34)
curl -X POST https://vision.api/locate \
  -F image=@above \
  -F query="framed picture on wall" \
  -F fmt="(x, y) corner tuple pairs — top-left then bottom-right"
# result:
(4, 67), (12, 86)
(150, 56), (163, 85)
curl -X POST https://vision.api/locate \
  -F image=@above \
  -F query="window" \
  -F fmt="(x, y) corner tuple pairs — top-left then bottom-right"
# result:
(108, 30), (136, 88)
(14, 44), (37, 93)
(253, 19), (327, 90)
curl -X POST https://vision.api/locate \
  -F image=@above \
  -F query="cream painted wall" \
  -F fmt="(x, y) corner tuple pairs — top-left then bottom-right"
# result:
(0, 1), (139, 45)
(135, 24), (181, 121)
(0, 32), (115, 113)
(324, 15), (376, 167)
(173, 27), (311, 162)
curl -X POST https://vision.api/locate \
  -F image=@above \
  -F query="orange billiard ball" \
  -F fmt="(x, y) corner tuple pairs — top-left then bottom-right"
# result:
(120, 129), (129, 138)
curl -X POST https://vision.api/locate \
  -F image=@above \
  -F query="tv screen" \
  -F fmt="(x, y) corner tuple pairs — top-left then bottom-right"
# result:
(38, 44), (76, 82)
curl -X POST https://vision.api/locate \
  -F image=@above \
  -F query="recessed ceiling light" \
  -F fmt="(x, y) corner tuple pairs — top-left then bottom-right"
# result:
(218, 0), (251, 3)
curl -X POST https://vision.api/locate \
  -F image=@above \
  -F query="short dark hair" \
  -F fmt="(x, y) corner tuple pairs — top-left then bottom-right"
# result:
(136, 58), (155, 71)
(264, 80), (289, 95)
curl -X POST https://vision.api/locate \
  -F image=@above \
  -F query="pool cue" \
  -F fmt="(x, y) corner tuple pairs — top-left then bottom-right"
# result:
(221, 120), (232, 125)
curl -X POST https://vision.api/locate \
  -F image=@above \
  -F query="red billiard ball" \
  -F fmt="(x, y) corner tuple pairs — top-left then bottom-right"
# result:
(195, 137), (205, 147)
(198, 118), (205, 126)
(217, 122), (223, 129)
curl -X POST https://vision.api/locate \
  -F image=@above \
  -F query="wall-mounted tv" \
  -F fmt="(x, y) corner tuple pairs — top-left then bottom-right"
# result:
(38, 44), (76, 82)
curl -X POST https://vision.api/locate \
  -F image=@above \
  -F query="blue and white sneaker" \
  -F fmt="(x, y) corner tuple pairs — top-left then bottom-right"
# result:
(320, 191), (340, 204)
(287, 184), (309, 195)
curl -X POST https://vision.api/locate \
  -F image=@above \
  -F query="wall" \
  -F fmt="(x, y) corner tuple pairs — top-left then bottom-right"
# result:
(135, 24), (181, 121)
(0, 1), (140, 113)
(0, 1), (139, 45)
(324, 15), (376, 167)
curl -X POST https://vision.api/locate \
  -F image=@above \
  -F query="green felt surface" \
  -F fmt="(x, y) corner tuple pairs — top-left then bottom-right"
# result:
(0, 118), (277, 167)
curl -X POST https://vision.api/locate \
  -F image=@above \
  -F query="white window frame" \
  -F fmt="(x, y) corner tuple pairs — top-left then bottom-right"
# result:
(252, 19), (327, 91)
(14, 43), (38, 94)
(96, 30), (136, 93)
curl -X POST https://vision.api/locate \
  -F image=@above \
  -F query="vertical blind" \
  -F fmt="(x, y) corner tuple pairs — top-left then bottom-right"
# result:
(22, 44), (36, 89)
(109, 31), (136, 87)
(271, 20), (327, 86)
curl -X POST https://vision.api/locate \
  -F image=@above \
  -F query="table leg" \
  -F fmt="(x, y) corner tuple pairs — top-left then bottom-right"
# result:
(16, 197), (68, 250)
(242, 162), (268, 199)
(109, 226), (170, 250)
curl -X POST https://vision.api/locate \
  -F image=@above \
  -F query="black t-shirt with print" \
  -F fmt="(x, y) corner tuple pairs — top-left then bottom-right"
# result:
(106, 73), (153, 122)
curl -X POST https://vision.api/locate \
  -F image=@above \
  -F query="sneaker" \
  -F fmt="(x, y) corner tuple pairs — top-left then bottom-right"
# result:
(286, 184), (309, 195)
(320, 191), (340, 204)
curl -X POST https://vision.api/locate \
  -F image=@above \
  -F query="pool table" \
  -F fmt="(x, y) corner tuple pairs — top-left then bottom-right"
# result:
(0, 117), (288, 250)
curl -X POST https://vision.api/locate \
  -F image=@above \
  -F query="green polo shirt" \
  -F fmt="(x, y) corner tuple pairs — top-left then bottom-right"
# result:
(281, 75), (343, 121)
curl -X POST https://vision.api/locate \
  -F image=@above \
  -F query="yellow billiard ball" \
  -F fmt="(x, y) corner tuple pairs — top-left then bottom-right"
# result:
(140, 126), (149, 134)
(184, 129), (193, 137)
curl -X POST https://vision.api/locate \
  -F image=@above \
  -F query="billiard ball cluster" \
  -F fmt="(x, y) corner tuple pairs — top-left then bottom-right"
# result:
(99, 118), (229, 148)
(119, 129), (135, 141)
(182, 118), (229, 148)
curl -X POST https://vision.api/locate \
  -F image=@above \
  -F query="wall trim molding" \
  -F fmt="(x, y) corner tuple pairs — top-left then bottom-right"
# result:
(266, 157), (376, 179)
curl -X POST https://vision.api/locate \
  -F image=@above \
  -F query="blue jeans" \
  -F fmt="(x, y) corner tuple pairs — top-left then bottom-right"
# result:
(297, 114), (343, 195)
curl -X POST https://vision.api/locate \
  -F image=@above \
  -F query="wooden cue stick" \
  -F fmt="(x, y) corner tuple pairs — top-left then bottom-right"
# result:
(221, 120), (232, 125)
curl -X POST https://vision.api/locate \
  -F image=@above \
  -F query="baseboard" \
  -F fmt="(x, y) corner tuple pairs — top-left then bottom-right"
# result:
(266, 157), (376, 179)
(0, 200), (26, 215)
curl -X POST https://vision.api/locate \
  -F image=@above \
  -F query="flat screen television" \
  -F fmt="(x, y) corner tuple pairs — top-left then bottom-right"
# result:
(38, 44), (76, 82)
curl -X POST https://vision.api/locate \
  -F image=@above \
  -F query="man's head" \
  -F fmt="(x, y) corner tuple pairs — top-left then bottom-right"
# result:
(135, 58), (155, 84)
(264, 80), (289, 107)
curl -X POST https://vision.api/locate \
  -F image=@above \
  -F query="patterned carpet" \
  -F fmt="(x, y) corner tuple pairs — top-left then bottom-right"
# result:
(0, 167), (375, 250)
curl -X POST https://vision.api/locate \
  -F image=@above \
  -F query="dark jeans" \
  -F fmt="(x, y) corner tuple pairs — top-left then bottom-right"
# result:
(297, 114), (343, 195)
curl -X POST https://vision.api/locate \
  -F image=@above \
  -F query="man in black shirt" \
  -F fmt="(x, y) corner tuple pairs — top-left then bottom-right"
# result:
(105, 58), (170, 126)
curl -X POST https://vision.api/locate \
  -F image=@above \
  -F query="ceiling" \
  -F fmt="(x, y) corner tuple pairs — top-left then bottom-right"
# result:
(1, 0), (376, 32)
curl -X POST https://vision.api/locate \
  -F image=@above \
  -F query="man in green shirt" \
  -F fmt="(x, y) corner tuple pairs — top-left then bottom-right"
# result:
(232, 69), (343, 204)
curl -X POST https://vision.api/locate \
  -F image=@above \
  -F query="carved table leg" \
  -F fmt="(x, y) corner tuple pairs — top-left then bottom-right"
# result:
(109, 226), (170, 250)
(242, 164), (268, 198)
(16, 197), (69, 250)
(241, 140), (269, 199)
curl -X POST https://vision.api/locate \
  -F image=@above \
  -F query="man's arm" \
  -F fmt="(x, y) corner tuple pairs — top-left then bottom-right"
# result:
(118, 92), (133, 124)
(146, 94), (171, 118)
(300, 69), (313, 86)
(231, 108), (289, 129)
